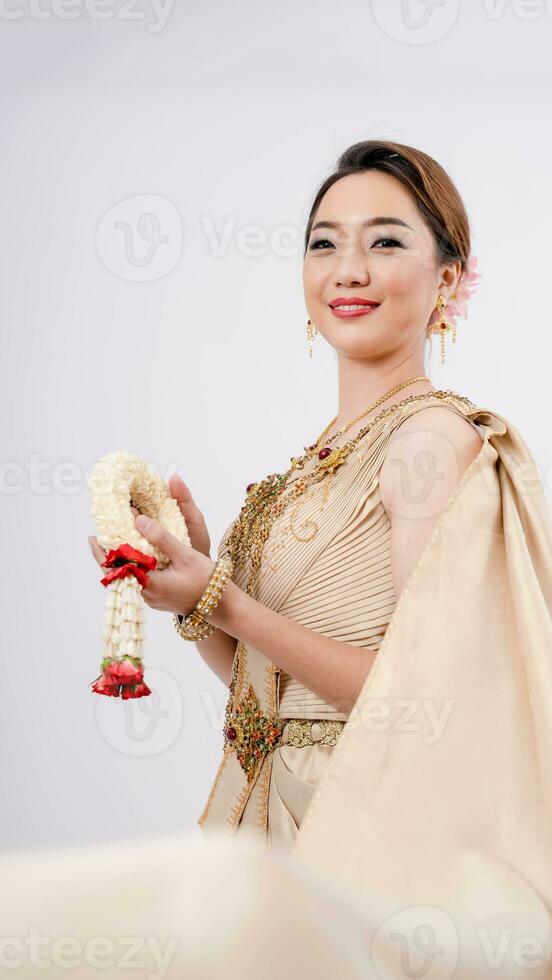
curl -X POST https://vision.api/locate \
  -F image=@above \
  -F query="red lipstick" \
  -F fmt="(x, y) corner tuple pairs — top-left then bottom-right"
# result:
(329, 297), (381, 320)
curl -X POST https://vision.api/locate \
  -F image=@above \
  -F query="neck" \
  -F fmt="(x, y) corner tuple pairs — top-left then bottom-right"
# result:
(333, 353), (434, 429)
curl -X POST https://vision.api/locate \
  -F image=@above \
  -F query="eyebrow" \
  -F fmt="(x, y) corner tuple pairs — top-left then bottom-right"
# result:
(310, 217), (413, 233)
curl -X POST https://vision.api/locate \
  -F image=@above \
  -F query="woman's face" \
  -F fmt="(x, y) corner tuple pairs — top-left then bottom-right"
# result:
(302, 170), (461, 359)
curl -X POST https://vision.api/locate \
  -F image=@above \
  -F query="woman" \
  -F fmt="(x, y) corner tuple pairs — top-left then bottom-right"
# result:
(89, 143), (552, 909)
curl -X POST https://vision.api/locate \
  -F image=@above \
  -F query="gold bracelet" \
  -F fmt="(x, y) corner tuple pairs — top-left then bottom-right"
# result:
(173, 554), (233, 642)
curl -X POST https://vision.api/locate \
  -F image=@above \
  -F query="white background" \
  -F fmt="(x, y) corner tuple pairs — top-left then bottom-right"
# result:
(1, 0), (551, 850)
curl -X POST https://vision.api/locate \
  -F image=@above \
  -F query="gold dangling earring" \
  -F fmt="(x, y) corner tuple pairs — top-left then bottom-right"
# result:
(426, 294), (456, 365)
(306, 318), (318, 359)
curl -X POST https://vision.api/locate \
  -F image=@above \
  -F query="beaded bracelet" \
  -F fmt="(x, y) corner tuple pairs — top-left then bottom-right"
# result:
(173, 554), (233, 642)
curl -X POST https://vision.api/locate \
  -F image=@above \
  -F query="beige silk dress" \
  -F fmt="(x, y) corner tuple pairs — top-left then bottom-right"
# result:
(197, 388), (482, 850)
(1, 390), (549, 980)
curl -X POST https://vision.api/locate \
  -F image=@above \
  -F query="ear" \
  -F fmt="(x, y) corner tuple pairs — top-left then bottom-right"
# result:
(439, 259), (463, 296)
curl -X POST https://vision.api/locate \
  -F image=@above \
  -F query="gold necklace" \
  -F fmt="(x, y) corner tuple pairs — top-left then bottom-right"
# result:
(289, 375), (431, 478)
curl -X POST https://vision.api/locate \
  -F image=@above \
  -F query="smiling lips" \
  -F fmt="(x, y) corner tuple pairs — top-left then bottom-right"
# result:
(329, 296), (381, 319)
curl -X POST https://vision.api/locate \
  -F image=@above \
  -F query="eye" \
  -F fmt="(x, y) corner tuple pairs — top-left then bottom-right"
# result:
(372, 237), (403, 248)
(309, 238), (333, 250)
(309, 235), (404, 252)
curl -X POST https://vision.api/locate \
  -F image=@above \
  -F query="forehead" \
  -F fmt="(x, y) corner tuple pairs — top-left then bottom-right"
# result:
(314, 170), (418, 226)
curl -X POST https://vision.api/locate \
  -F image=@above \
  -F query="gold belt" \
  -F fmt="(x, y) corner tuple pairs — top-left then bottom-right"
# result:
(281, 718), (346, 748)
(224, 684), (346, 782)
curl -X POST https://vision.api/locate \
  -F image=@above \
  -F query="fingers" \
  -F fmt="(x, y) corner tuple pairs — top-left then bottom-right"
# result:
(134, 514), (183, 561)
(89, 502), (155, 572)
(168, 475), (204, 526)
(88, 535), (106, 567)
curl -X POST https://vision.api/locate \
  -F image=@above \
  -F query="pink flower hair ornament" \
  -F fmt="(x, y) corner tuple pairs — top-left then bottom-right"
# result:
(445, 254), (481, 323)
(427, 254), (481, 363)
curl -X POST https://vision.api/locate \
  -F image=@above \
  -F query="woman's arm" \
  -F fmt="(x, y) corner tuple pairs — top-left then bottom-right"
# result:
(169, 477), (239, 687)
(378, 406), (484, 598)
(193, 629), (238, 687)
(205, 586), (377, 716)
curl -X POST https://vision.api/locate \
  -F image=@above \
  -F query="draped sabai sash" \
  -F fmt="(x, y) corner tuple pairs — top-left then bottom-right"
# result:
(291, 401), (552, 973)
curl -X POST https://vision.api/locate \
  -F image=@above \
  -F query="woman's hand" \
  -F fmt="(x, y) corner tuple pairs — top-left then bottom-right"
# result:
(88, 511), (216, 617)
(168, 475), (211, 558)
(133, 515), (216, 615)
(88, 473), (212, 571)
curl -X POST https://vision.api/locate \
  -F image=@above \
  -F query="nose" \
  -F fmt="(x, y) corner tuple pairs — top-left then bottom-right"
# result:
(333, 251), (371, 289)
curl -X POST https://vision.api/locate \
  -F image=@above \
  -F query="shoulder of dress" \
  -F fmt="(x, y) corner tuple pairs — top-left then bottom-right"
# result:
(369, 390), (487, 466)
(371, 389), (477, 437)
(391, 390), (510, 439)
(376, 390), (516, 468)
(382, 397), (485, 469)
(377, 391), (488, 515)
(389, 390), (480, 430)
(351, 389), (478, 461)
(400, 388), (477, 415)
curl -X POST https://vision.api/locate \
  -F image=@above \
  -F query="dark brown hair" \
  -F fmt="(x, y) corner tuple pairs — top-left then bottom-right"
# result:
(303, 140), (471, 274)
